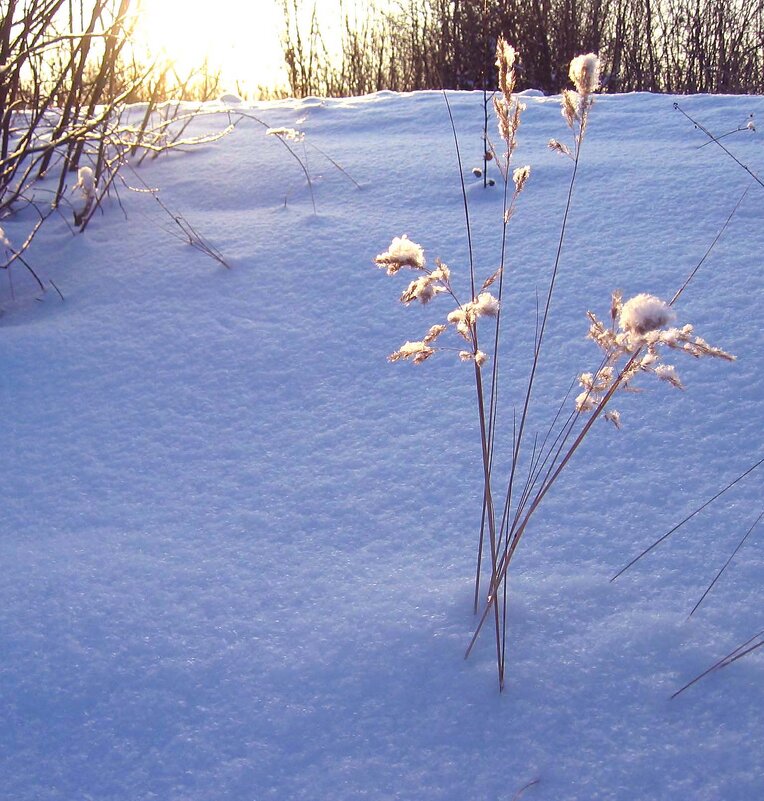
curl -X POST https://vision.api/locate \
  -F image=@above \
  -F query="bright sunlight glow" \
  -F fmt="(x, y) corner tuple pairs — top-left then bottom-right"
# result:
(130, 0), (288, 96)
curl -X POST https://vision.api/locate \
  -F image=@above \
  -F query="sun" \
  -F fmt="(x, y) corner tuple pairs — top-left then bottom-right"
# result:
(130, 0), (287, 95)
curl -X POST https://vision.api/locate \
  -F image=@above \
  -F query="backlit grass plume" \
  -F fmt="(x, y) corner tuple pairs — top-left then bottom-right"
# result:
(577, 291), (735, 422)
(371, 41), (736, 691)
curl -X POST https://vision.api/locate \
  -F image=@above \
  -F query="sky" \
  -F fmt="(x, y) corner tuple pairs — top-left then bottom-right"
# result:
(131, 0), (360, 96)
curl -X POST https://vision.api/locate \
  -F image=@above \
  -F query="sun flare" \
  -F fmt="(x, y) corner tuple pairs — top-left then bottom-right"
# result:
(130, 0), (287, 95)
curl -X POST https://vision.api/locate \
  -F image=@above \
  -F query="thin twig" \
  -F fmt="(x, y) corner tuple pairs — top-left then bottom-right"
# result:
(671, 630), (764, 699)
(670, 184), (750, 305)
(674, 103), (764, 189)
(511, 778), (541, 801)
(612, 457), (764, 581)
(689, 507), (764, 617)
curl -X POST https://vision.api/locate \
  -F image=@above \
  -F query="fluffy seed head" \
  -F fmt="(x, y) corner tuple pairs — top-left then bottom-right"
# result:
(473, 292), (500, 317)
(493, 95), (512, 142)
(619, 293), (675, 335)
(400, 275), (438, 305)
(77, 166), (95, 195)
(266, 127), (305, 142)
(447, 307), (471, 339)
(561, 90), (580, 127)
(375, 235), (425, 274)
(569, 53), (601, 96)
(423, 324), (446, 344)
(495, 39), (517, 99)
(655, 364), (683, 389)
(389, 340), (435, 364)
(512, 165), (530, 193)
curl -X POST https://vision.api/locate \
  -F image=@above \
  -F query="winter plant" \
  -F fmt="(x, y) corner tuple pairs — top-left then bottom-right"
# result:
(72, 167), (96, 227)
(0, 0), (244, 295)
(373, 42), (736, 690)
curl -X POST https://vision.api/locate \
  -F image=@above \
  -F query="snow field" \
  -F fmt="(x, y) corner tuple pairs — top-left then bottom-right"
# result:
(0, 89), (762, 800)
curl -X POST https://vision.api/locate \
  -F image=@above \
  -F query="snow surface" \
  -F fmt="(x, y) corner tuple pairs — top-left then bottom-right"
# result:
(1, 90), (762, 801)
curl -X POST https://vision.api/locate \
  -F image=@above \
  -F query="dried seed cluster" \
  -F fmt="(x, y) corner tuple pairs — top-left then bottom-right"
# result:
(577, 290), (735, 423)
(374, 237), (499, 366)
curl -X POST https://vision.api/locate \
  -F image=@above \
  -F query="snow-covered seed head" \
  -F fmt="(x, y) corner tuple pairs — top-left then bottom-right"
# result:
(473, 292), (500, 318)
(618, 293), (675, 335)
(610, 289), (623, 324)
(430, 260), (450, 283)
(575, 389), (596, 412)
(512, 165), (530, 193)
(423, 324), (446, 344)
(548, 138), (572, 158)
(568, 53), (601, 96)
(493, 95), (512, 142)
(458, 350), (489, 367)
(561, 90), (579, 127)
(655, 364), (684, 389)
(578, 290), (734, 425)
(77, 166), (95, 195)
(388, 340), (435, 364)
(447, 307), (472, 339)
(266, 127), (305, 142)
(400, 275), (438, 305)
(472, 167), (483, 178)
(495, 39), (517, 100)
(496, 39), (517, 71)
(375, 235), (425, 275)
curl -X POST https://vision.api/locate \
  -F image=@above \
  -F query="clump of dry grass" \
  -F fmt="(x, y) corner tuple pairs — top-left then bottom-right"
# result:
(372, 41), (738, 690)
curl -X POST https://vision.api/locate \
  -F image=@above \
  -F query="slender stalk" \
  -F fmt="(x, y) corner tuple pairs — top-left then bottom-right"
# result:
(670, 184), (750, 305)
(467, 349), (644, 658)
(612, 457), (764, 581)
(442, 88), (503, 682)
(689, 507), (764, 617)
(671, 630), (764, 699)
(674, 102), (764, 190)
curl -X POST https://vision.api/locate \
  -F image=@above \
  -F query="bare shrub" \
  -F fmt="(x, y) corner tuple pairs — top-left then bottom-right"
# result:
(279, 0), (764, 97)
(0, 1), (238, 292)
